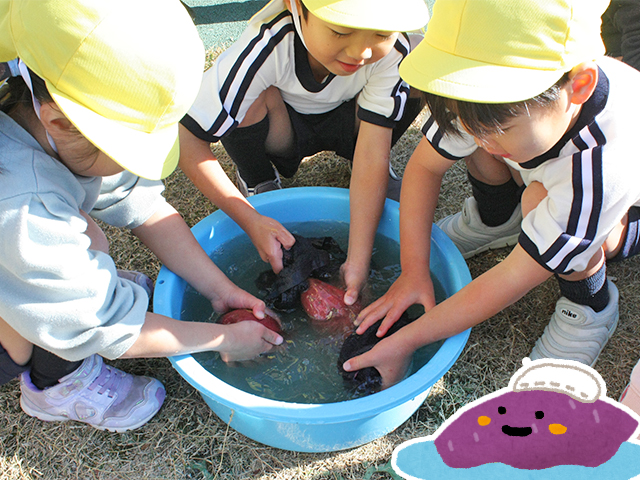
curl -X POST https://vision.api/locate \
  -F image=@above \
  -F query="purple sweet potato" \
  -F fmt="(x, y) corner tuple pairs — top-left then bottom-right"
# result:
(434, 389), (638, 469)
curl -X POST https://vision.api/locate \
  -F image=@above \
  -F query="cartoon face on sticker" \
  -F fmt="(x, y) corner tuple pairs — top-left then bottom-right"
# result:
(434, 389), (638, 469)
(433, 359), (640, 470)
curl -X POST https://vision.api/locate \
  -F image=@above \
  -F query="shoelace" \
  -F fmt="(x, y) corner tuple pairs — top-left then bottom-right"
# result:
(87, 364), (124, 399)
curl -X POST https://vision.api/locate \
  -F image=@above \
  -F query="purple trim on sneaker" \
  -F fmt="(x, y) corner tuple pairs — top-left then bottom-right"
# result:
(19, 355), (166, 432)
(116, 270), (154, 298)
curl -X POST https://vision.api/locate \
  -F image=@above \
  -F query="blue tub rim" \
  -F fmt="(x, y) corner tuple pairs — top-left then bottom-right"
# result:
(154, 187), (471, 424)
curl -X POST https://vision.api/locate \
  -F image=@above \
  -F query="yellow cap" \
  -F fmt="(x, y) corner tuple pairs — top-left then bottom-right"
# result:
(400, 0), (609, 103)
(0, 0), (204, 180)
(301, 0), (429, 32)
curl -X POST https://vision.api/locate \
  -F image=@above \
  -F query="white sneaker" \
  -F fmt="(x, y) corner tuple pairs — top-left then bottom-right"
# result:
(529, 280), (619, 367)
(20, 355), (165, 432)
(436, 197), (522, 259)
(236, 168), (282, 197)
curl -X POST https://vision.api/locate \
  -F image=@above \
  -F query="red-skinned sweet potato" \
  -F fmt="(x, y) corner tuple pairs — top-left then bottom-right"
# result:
(220, 309), (282, 335)
(301, 278), (362, 322)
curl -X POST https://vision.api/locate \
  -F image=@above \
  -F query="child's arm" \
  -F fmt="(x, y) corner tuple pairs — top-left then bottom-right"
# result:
(131, 201), (284, 361)
(121, 310), (282, 362)
(355, 137), (454, 333)
(342, 120), (393, 304)
(343, 244), (553, 387)
(178, 125), (295, 273)
(131, 200), (266, 316)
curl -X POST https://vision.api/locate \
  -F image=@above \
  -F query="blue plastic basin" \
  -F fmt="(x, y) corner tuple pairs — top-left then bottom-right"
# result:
(153, 187), (471, 452)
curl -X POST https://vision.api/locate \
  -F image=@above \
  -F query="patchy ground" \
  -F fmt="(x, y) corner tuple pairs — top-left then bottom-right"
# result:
(2, 104), (638, 480)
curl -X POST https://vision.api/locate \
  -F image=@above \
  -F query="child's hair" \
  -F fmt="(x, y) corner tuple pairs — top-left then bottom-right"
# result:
(299, 1), (309, 20)
(425, 72), (571, 139)
(0, 67), (99, 158)
(0, 77), (22, 113)
(0, 67), (52, 114)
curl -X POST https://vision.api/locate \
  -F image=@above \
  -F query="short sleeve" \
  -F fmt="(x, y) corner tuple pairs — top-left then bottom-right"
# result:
(181, 10), (294, 142)
(91, 171), (166, 229)
(421, 113), (478, 160)
(357, 35), (411, 128)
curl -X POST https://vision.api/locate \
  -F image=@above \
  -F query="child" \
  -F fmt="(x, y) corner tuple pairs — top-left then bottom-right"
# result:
(601, 0), (640, 417)
(179, 0), (429, 306)
(434, 0), (640, 265)
(0, 0), (282, 432)
(427, 1), (640, 264)
(342, 0), (640, 388)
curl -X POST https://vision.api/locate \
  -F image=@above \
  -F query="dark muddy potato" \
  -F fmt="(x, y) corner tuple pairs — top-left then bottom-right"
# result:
(256, 234), (346, 310)
(337, 312), (415, 396)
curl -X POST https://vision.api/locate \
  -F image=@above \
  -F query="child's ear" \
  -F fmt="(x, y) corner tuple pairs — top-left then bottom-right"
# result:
(284, 0), (304, 14)
(38, 102), (75, 136)
(568, 62), (598, 106)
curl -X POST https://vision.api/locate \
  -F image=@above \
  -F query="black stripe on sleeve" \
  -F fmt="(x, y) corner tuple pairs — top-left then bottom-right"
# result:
(555, 146), (605, 272)
(585, 145), (604, 241)
(180, 113), (232, 142)
(219, 11), (290, 104)
(228, 24), (294, 119)
(389, 80), (409, 123)
(203, 13), (294, 140)
(358, 108), (397, 128)
(421, 117), (463, 161)
(524, 123), (607, 274)
(518, 232), (558, 273)
(567, 151), (584, 235)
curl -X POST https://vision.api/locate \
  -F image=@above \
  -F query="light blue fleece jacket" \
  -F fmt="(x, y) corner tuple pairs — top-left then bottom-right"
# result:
(0, 112), (166, 361)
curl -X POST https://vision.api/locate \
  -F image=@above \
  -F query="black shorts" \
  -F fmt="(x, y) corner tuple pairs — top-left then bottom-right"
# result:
(0, 342), (28, 386)
(221, 95), (423, 186)
(283, 95), (423, 169)
(285, 97), (358, 165)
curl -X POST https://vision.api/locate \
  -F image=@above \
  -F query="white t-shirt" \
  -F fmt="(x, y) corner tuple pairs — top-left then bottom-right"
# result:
(422, 57), (640, 274)
(182, 0), (412, 141)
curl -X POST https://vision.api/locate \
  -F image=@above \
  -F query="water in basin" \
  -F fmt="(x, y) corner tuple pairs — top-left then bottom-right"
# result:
(179, 220), (443, 404)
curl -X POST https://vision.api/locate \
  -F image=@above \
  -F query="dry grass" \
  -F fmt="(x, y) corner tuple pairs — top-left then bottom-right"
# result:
(3, 84), (640, 480)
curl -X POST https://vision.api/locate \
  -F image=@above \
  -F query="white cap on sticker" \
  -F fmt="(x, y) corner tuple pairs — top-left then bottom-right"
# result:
(510, 358), (605, 403)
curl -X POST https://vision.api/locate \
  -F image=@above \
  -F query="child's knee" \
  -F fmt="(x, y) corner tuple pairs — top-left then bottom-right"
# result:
(521, 181), (548, 217)
(607, 207), (640, 262)
(0, 315), (33, 367)
(465, 148), (513, 185)
(239, 86), (285, 128)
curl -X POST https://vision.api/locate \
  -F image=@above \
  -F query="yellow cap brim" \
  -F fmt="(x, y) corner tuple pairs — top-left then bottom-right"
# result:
(305, 0), (429, 32)
(400, 40), (569, 104)
(50, 87), (180, 181)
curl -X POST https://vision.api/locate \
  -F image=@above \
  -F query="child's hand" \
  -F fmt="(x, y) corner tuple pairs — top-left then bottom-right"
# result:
(218, 320), (283, 362)
(341, 334), (413, 389)
(355, 270), (436, 337)
(340, 260), (369, 306)
(245, 214), (295, 273)
(209, 281), (270, 320)
(210, 282), (284, 363)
